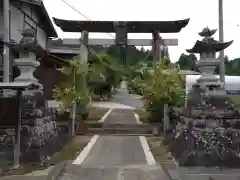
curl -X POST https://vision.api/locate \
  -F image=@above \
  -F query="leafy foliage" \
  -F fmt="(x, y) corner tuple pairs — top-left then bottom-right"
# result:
(176, 53), (198, 71)
(88, 51), (123, 98)
(53, 51), (123, 113)
(127, 58), (184, 123)
(175, 53), (240, 76)
(52, 56), (90, 113)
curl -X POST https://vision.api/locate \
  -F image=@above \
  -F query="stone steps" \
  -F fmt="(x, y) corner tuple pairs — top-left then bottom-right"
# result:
(56, 164), (170, 180)
(0, 164), (170, 180)
(75, 122), (162, 135)
(87, 127), (153, 134)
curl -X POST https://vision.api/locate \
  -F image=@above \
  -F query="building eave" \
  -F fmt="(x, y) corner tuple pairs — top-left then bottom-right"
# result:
(14, 0), (58, 38)
(39, 2), (58, 38)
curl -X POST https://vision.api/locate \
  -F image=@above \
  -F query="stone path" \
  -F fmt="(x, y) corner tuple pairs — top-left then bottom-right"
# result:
(80, 109), (146, 166)
(59, 164), (170, 180)
(56, 109), (170, 180)
(111, 88), (144, 109)
(51, 86), (169, 179)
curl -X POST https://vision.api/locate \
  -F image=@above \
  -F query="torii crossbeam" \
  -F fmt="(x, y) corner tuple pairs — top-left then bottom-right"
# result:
(51, 18), (190, 63)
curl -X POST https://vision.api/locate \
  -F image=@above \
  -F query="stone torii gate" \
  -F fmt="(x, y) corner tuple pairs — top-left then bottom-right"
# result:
(52, 18), (190, 63)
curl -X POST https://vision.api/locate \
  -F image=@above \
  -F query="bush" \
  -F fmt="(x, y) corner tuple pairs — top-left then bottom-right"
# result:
(127, 58), (184, 123)
(52, 56), (90, 118)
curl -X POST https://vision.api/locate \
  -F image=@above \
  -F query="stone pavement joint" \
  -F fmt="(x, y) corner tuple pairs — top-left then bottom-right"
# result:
(57, 164), (170, 180)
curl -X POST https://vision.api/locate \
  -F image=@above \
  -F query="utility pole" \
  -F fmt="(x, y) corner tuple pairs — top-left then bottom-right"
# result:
(219, 0), (225, 86)
(3, 0), (10, 82)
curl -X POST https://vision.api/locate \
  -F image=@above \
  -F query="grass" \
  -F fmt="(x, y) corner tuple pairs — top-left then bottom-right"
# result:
(147, 136), (173, 162)
(1, 136), (92, 176)
(50, 135), (91, 164)
(1, 162), (48, 177)
(231, 97), (240, 103)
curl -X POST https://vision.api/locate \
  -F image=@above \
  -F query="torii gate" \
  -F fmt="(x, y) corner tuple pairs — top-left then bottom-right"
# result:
(52, 18), (190, 64)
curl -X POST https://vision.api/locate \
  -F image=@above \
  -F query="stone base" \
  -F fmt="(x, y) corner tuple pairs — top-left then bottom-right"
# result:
(166, 133), (240, 168)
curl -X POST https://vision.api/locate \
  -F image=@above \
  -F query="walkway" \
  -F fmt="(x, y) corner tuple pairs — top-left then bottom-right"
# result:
(91, 81), (144, 110)
(52, 85), (170, 179)
(78, 109), (147, 166)
(56, 107), (170, 180)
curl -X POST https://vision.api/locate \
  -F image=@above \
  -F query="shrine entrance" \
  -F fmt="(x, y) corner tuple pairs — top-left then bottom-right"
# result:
(51, 18), (190, 136)
(52, 18), (190, 64)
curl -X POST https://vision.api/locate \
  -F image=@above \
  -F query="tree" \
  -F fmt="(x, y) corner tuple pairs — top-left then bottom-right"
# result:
(215, 55), (230, 74)
(230, 58), (240, 75)
(88, 51), (122, 99)
(176, 53), (198, 71)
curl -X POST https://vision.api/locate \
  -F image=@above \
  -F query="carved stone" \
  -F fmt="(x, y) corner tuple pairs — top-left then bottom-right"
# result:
(169, 27), (240, 167)
(14, 29), (40, 83)
(0, 29), (67, 164)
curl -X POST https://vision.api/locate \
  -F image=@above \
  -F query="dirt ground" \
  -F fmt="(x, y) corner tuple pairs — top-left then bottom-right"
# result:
(147, 136), (173, 163)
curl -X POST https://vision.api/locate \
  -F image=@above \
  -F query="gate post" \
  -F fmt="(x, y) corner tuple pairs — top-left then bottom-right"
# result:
(80, 30), (89, 63)
(69, 30), (89, 136)
(115, 21), (128, 65)
(152, 30), (162, 64)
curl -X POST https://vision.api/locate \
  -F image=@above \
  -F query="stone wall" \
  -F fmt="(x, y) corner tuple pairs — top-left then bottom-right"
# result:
(0, 91), (69, 164)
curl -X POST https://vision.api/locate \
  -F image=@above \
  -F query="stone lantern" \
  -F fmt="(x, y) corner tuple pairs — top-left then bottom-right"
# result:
(186, 27), (233, 97)
(3, 29), (59, 163)
(12, 29), (41, 86)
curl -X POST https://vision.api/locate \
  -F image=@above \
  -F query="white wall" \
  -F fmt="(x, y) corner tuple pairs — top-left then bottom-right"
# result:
(0, 2), (47, 49)
(10, 5), (24, 42)
(186, 75), (240, 92)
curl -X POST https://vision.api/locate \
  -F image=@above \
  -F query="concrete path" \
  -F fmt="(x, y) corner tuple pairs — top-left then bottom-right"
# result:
(91, 89), (144, 110)
(57, 108), (170, 180)
(91, 81), (144, 110)
(111, 88), (144, 109)
(91, 102), (135, 110)
(56, 87), (170, 179)
(80, 109), (147, 166)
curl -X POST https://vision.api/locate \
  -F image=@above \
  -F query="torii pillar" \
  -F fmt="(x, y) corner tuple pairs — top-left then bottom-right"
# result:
(70, 30), (89, 136)
(152, 30), (163, 63)
(80, 30), (89, 63)
(115, 21), (128, 65)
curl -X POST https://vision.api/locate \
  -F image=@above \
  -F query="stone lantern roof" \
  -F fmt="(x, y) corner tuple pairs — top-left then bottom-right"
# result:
(186, 27), (233, 53)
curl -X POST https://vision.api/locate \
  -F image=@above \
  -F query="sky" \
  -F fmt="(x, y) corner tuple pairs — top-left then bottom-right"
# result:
(43, 0), (240, 62)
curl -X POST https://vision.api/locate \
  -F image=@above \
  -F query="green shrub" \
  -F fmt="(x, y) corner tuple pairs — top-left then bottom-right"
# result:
(127, 58), (184, 123)
(52, 56), (90, 117)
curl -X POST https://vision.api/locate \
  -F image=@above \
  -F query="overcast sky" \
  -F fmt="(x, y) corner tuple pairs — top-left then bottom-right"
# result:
(43, 0), (240, 62)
